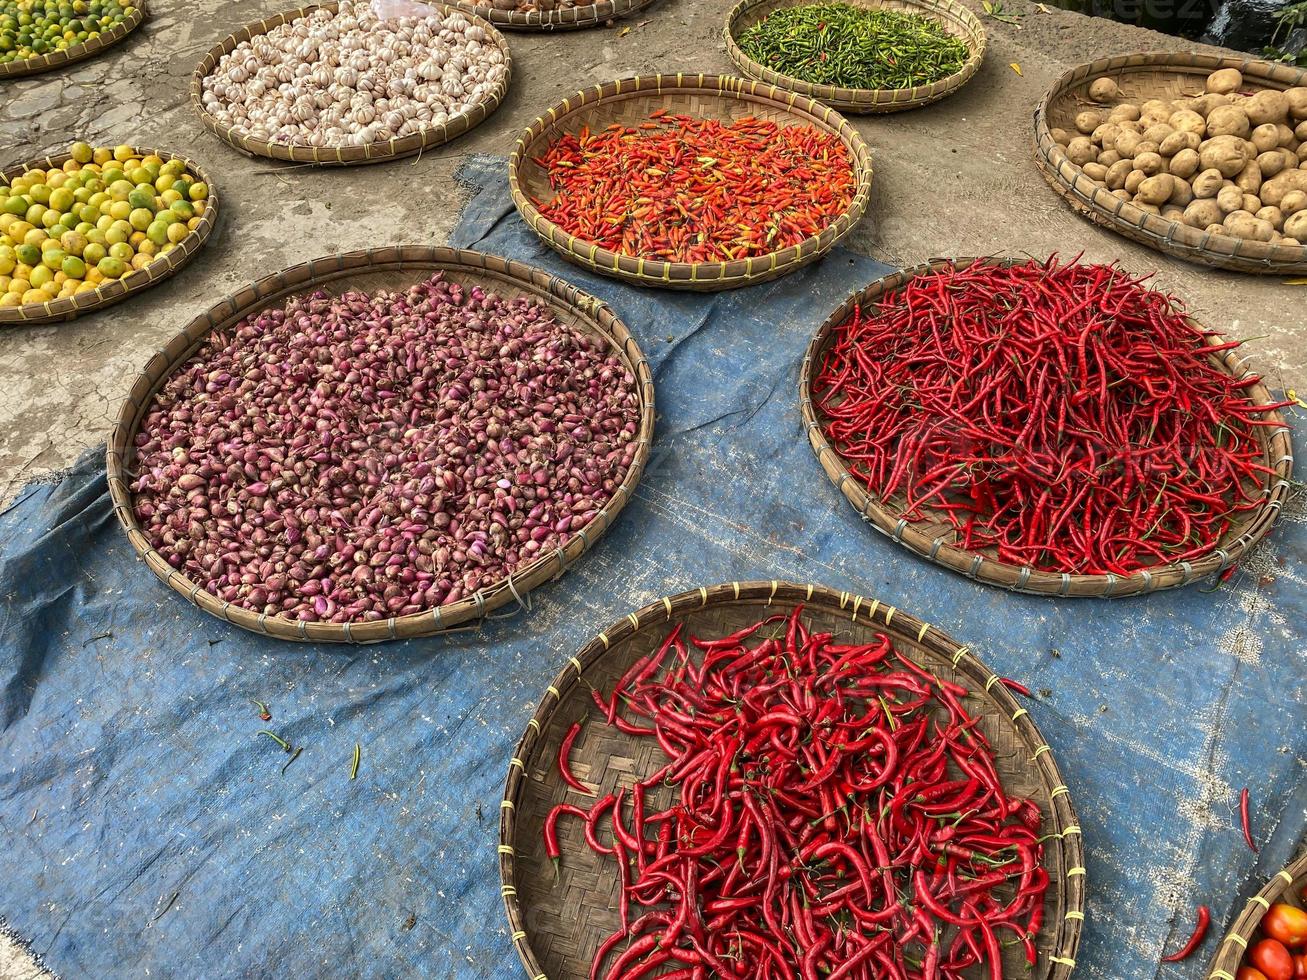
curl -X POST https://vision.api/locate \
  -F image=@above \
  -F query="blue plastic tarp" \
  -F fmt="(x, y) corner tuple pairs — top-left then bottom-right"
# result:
(1, 154), (1304, 979)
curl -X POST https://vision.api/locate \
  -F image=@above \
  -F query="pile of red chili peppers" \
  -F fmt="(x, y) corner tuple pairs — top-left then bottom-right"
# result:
(814, 256), (1290, 575)
(534, 110), (856, 263)
(545, 607), (1049, 979)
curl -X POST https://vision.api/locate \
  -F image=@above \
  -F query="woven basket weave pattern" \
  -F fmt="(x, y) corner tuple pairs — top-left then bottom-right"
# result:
(797, 256), (1294, 598)
(500, 581), (1085, 979)
(190, 2), (511, 166)
(104, 246), (655, 643)
(1208, 852), (1307, 978)
(724, 0), (986, 114)
(1034, 52), (1307, 275)
(0, 0), (146, 79)
(508, 74), (874, 291)
(449, 0), (655, 31)
(0, 146), (218, 326)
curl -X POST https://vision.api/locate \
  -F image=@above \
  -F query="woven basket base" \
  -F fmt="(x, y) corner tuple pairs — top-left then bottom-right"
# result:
(448, 0), (655, 30)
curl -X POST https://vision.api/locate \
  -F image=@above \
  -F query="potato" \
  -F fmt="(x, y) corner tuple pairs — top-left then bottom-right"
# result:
(1287, 87), (1307, 120)
(1223, 211), (1275, 241)
(1162, 205), (1185, 221)
(1285, 210), (1307, 239)
(1142, 123), (1174, 144)
(1283, 122), (1302, 145)
(1205, 223), (1227, 234)
(1108, 104), (1142, 123)
(1132, 200), (1162, 215)
(1134, 151), (1164, 175)
(1256, 205), (1284, 230)
(1099, 149), (1123, 167)
(1124, 169), (1147, 194)
(1168, 147), (1201, 179)
(1258, 149), (1288, 178)
(1300, 143), (1307, 163)
(1111, 188), (1132, 202)
(1105, 159), (1134, 189)
(1118, 119), (1145, 135)
(1243, 193), (1263, 212)
(1206, 68), (1243, 95)
(1251, 123), (1282, 153)
(1083, 162), (1109, 182)
(1160, 130), (1200, 157)
(1089, 77), (1120, 102)
(1191, 168), (1225, 198)
(1184, 199), (1223, 227)
(1093, 123), (1121, 148)
(1199, 137), (1248, 177)
(1217, 184), (1245, 213)
(1281, 237), (1302, 246)
(1066, 136), (1098, 166)
(1135, 173), (1174, 205)
(1076, 110), (1103, 134)
(1169, 180), (1194, 207)
(1114, 130), (1144, 157)
(1133, 140), (1161, 157)
(1234, 160), (1263, 193)
(1192, 93), (1233, 117)
(1281, 190), (1307, 214)
(1206, 105), (1251, 139)
(1297, 120), (1307, 142)
(1050, 127), (1071, 146)
(1246, 90), (1290, 127)
(1260, 168), (1307, 206)
(1169, 109), (1207, 135)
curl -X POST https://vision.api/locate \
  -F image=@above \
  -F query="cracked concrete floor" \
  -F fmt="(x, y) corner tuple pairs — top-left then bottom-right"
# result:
(0, 0), (1305, 974)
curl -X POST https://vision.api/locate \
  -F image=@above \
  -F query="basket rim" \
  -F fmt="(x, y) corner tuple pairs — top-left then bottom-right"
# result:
(0, 145), (218, 326)
(189, 1), (512, 166)
(446, 0), (655, 31)
(506, 73), (874, 289)
(103, 245), (656, 643)
(498, 579), (1086, 980)
(0, 0), (146, 79)
(797, 255), (1295, 598)
(1207, 849), (1307, 975)
(722, 0), (987, 113)
(1033, 50), (1307, 274)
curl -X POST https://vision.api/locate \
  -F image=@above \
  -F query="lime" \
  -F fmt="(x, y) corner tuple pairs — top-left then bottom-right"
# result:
(188, 182), (208, 201)
(24, 203), (45, 224)
(170, 199), (195, 220)
(166, 222), (189, 244)
(21, 227), (46, 248)
(82, 241), (105, 263)
(59, 231), (86, 254)
(69, 141), (93, 164)
(0, 247), (13, 276)
(29, 183), (50, 204)
(29, 264), (53, 287)
(96, 255), (125, 278)
(107, 179), (133, 201)
(61, 255), (86, 279)
(145, 219), (168, 245)
(41, 248), (64, 270)
(126, 188), (153, 210)
(108, 241), (132, 261)
(2, 197), (25, 216)
(105, 220), (130, 245)
(107, 200), (130, 221)
(128, 207), (152, 231)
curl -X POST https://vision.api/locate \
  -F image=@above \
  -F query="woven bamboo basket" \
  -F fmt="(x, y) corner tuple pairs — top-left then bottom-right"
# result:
(1034, 52), (1307, 275)
(508, 74), (874, 291)
(190, 2), (511, 166)
(105, 246), (655, 643)
(1208, 850), (1307, 979)
(449, 0), (654, 31)
(0, 0), (146, 79)
(798, 256), (1295, 598)
(724, 0), (986, 114)
(500, 581), (1086, 979)
(0, 146), (218, 326)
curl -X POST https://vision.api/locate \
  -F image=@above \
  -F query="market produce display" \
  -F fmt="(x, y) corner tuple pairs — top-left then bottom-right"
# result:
(0, 0), (137, 66)
(533, 109), (856, 263)
(196, 1), (508, 151)
(735, 2), (969, 91)
(0, 143), (210, 310)
(1231, 902), (1307, 978)
(1048, 67), (1307, 246)
(810, 256), (1290, 578)
(127, 272), (643, 625)
(538, 603), (1054, 978)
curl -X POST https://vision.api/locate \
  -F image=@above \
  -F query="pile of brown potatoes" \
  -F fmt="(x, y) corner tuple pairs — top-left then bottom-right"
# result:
(1052, 68), (1307, 246)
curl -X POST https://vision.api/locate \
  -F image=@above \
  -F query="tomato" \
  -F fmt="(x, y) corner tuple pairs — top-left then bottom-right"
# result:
(1293, 953), (1307, 980)
(1252, 938), (1296, 980)
(1263, 904), (1307, 948)
(1239, 968), (1271, 980)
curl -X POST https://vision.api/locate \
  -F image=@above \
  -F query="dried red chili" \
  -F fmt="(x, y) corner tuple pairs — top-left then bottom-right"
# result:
(813, 256), (1290, 576)
(533, 110), (856, 264)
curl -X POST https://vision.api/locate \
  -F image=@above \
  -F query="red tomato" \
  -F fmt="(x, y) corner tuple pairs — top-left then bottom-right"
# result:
(1239, 968), (1271, 980)
(1252, 938), (1296, 980)
(1293, 953), (1307, 980)
(1264, 904), (1307, 948)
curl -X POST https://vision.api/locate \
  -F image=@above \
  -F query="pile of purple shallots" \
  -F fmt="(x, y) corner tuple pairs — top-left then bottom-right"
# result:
(130, 274), (643, 624)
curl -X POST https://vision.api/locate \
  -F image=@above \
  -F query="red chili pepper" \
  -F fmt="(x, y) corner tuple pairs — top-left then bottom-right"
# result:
(1161, 904), (1210, 962)
(1000, 677), (1033, 698)
(1241, 787), (1258, 852)
(558, 721), (593, 796)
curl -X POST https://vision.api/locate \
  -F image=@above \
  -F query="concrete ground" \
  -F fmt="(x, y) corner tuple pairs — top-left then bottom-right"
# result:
(0, 0), (1302, 975)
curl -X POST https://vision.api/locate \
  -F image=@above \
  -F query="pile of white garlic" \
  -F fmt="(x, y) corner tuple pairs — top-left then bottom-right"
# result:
(199, 0), (508, 147)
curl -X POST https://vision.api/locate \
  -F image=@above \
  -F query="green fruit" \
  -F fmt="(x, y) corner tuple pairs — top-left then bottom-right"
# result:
(81, 241), (105, 263)
(61, 255), (86, 279)
(126, 188), (153, 210)
(108, 241), (132, 261)
(188, 181), (208, 201)
(48, 186), (73, 212)
(41, 248), (64, 270)
(170, 199), (195, 220)
(96, 255), (125, 279)
(29, 183), (50, 204)
(15, 243), (40, 266)
(2, 196), (26, 216)
(69, 141), (93, 164)
(128, 207), (152, 231)
(146, 219), (168, 245)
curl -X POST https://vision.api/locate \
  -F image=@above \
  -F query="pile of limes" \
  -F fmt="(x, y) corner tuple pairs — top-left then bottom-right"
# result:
(0, 143), (208, 308)
(0, 0), (136, 64)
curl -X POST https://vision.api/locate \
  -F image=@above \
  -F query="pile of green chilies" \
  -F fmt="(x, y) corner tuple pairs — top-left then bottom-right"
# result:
(736, 2), (969, 91)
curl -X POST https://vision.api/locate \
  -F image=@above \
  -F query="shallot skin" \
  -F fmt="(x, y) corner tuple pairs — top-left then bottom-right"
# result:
(130, 274), (641, 625)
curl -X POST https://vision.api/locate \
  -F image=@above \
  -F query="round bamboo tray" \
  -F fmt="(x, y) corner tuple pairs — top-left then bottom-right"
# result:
(1208, 850), (1307, 979)
(508, 74), (874, 291)
(0, 146), (218, 326)
(724, 0), (986, 114)
(105, 246), (655, 643)
(0, 0), (146, 79)
(1035, 52), (1307, 275)
(449, 0), (654, 31)
(191, 2), (511, 166)
(798, 256), (1295, 598)
(500, 581), (1085, 979)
